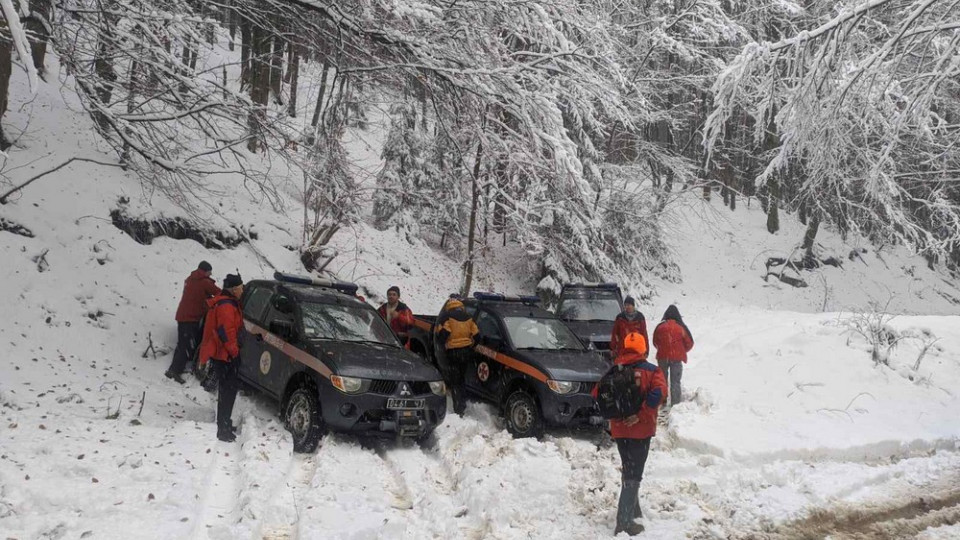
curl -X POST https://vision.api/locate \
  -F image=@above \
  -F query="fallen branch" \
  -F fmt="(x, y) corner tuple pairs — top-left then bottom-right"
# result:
(0, 157), (123, 204)
(137, 391), (146, 417)
(141, 332), (158, 359)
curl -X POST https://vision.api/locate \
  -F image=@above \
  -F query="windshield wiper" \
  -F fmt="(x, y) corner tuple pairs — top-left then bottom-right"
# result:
(340, 339), (399, 348)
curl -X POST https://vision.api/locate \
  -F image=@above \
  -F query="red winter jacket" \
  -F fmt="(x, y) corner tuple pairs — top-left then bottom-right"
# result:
(198, 292), (244, 365)
(592, 350), (667, 439)
(378, 302), (414, 335)
(653, 319), (694, 363)
(175, 270), (221, 323)
(610, 312), (648, 359)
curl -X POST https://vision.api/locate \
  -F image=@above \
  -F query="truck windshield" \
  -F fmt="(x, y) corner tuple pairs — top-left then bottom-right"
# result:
(503, 317), (584, 350)
(556, 298), (621, 321)
(301, 302), (399, 347)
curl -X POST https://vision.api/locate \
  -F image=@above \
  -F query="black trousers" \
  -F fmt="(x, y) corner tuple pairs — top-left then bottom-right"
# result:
(212, 360), (239, 432)
(616, 437), (651, 482)
(167, 322), (202, 374)
(444, 347), (471, 415)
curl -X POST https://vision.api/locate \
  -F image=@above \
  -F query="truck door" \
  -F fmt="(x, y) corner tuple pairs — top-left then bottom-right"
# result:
(467, 310), (506, 400)
(239, 284), (274, 389)
(257, 293), (298, 398)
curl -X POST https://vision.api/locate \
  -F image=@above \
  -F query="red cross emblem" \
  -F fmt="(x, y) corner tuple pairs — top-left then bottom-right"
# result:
(477, 361), (490, 382)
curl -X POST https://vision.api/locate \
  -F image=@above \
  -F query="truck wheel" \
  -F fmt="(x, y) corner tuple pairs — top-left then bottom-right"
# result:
(504, 390), (544, 439)
(284, 386), (324, 453)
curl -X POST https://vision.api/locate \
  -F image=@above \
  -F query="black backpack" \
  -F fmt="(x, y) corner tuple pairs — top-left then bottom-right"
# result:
(595, 364), (644, 419)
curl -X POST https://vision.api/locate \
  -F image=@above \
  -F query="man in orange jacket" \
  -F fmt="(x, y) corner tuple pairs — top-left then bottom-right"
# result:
(593, 331), (667, 536)
(199, 274), (245, 442)
(610, 297), (648, 359)
(166, 261), (220, 384)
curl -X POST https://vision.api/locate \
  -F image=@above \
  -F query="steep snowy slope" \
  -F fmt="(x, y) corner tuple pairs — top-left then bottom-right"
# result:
(1, 57), (959, 540)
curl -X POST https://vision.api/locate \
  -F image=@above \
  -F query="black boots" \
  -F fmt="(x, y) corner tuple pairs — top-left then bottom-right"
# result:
(615, 480), (644, 536)
(164, 370), (186, 384)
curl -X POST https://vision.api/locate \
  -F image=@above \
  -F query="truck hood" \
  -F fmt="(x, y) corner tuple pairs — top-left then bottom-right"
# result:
(560, 320), (614, 345)
(519, 349), (611, 382)
(304, 340), (441, 381)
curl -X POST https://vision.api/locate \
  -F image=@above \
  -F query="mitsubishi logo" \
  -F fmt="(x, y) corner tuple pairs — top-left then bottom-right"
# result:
(399, 383), (412, 397)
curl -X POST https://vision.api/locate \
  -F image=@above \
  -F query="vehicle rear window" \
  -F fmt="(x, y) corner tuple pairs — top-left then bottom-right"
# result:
(243, 286), (273, 323)
(300, 302), (399, 346)
(503, 316), (584, 351)
(556, 298), (621, 322)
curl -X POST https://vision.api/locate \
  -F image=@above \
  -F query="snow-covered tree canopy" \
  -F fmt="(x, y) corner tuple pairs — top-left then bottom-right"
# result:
(706, 0), (960, 260)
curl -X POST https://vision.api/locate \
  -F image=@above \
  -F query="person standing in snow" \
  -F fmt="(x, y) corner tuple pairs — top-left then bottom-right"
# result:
(652, 305), (694, 407)
(434, 299), (479, 416)
(377, 285), (414, 346)
(165, 261), (220, 384)
(610, 297), (648, 359)
(198, 274), (245, 442)
(593, 332), (667, 536)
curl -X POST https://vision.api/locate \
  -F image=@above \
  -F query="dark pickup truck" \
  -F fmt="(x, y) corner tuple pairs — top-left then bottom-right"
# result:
(554, 282), (623, 356)
(237, 272), (446, 452)
(408, 293), (608, 438)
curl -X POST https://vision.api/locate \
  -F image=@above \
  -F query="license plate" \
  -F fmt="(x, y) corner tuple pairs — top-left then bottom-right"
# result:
(387, 398), (424, 410)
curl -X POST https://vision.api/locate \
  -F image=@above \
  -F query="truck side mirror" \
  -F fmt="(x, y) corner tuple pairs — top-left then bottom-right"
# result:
(273, 295), (294, 314)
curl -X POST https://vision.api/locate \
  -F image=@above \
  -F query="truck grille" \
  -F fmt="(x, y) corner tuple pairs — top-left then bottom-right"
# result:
(369, 380), (398, 395)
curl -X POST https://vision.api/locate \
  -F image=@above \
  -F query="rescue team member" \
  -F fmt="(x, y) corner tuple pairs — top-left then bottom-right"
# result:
(378, 285), (414, 345)
(165, 261), (221, 384)
(592, 332), (667, 536)
(610, 296), (648, 359)
(652, 305), (694, 407)
(199, 274), (245, 442)
(434, 299), (478, 416)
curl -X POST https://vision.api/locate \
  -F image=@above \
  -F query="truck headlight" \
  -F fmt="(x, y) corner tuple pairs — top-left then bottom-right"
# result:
(547, 380), (579, 394)
(429, 381), (446, 396)
(331, 375), (364, 394)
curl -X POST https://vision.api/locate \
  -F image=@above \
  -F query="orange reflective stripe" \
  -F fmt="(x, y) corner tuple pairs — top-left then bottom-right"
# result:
(474, 345), (549, 383)
(244, 320), (332, 379)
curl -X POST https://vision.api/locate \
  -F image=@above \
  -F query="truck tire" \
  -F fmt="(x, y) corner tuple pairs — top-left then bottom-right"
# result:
(284, 386), (324, 453)
(504, 390), (544, 439)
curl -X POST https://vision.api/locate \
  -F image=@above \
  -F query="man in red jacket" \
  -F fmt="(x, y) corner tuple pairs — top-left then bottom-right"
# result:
(653, 305), (694, 407)
(377, 286), (414, 345)
(610, 296), (648, 359)
(593, 331), (667, 536)
(165, 261), (221, 384)
(199, 274), (245, 442)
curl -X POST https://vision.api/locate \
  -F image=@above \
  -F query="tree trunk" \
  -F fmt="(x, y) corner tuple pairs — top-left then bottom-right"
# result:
(799, 199), (807, 225)
(270, 32), (284, 104)
(461, 141), (483, 297)
(309, 62), (330, 135)
(25, 0), (51, 76)
(0, 38), (10, 149)
(240, 18), (251, 89)
(287, 46), (299, 117)
(766, 176), (780, 234)
(802, 213), (821, 258)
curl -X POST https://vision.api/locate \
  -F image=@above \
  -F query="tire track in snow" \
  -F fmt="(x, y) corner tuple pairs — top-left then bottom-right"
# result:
(371, 439), (483, 538)
(256, 453), (318, 540)
(190, 438), (244, 540)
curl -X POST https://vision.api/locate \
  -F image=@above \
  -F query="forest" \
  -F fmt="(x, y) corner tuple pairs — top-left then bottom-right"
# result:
(1, 0), (958, 295)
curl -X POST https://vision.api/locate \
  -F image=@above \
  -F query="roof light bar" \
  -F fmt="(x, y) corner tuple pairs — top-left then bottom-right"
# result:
(274, 271), (359, 295)
(472, 292), (540, 304)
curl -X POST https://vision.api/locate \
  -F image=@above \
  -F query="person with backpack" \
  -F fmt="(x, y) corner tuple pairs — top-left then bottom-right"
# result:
(610, 297), (648, 359)
(652, 305), (694, 407)
(592, 331), (667, 536)
(434, 299), (479, 416)
(165, 261), (220, 384)
(198, 274), (245, 442)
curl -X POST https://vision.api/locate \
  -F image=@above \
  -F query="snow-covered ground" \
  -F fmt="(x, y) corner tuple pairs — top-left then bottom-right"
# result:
(2, 56), (960, 539)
